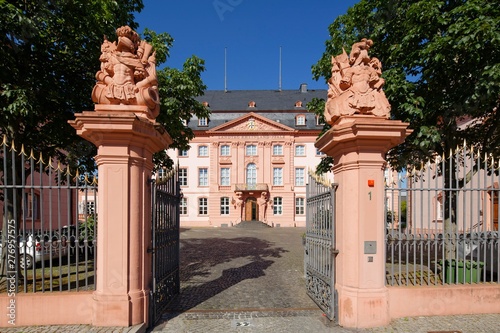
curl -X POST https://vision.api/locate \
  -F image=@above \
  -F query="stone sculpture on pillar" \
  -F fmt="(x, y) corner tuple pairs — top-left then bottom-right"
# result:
(325, 38), (391, 125)
(315, 39), (412, 329)
(69, 25), (173, 327)
(92, 25), (160, 119)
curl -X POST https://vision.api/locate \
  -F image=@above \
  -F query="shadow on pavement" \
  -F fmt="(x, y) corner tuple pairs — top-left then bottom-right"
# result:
(167, 236), (288, 312)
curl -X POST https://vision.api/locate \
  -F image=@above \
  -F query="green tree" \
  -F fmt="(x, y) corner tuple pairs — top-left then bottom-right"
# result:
(0, 0), (208, 277)
(311, 0), (500, 171)
(311, 0), (500, 259)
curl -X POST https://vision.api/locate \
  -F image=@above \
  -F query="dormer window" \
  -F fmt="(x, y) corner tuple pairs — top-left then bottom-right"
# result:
(202, 101), (210, 107)
(198, 118), (208, 126)
(295, 100), (303, 108)
(296, 115), (306, 126)
(248, 100), (256, 108)
(316, 115), (324, 126)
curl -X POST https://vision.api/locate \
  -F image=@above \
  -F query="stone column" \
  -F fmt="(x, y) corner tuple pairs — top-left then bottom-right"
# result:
(316, 115), (410, 328)
(70, 105), (172, 326)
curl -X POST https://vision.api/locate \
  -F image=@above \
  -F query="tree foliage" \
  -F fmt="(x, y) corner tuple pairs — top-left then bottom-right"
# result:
(0, 0), (208, 173)
(311, 0), (500, 172)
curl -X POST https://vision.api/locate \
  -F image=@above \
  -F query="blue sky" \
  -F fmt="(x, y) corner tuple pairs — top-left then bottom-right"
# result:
(135, 0), (358, 91)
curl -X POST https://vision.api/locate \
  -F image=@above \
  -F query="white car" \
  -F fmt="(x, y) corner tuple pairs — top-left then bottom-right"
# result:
(0, 231), (68, 269)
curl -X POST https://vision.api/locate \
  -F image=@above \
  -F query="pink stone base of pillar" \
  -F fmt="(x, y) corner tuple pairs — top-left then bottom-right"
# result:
(92, 291), (147, 327)
(316, 115), (411, 329)
(337, 286), (389, 328)
(70, 108), (172, 328)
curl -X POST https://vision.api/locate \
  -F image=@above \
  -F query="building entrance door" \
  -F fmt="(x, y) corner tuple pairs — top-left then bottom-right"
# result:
(245, 197), (258, 221)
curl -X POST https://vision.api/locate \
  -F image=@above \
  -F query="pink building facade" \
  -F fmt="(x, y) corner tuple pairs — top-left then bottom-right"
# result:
(172, 85), (331, 227)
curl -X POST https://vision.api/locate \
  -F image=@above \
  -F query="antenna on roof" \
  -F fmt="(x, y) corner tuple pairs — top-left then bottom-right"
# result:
(278, 46), (282, 92)
(224, 47), (227, 93)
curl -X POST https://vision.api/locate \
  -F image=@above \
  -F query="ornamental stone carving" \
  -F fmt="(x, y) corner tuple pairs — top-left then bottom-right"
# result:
(92, 26), (160, 119)
(324, 39), (390, 125)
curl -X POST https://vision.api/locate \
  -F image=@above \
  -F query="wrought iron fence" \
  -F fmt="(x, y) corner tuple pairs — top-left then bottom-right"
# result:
(0, 136), (97, 293)
(305, 172), (337, 320)
(385, 142), (499, 286)
(150, 168), (180, 325)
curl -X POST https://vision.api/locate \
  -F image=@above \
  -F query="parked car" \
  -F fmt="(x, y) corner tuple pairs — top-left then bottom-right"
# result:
(0, 230), (68, 269)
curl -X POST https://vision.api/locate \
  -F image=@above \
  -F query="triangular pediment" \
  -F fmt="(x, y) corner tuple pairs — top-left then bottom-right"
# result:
(208, 112), (296, 133)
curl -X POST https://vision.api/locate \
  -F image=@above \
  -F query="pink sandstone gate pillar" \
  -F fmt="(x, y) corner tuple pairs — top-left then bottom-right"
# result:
(315, 39), (411, 328)
(69, 26), (172, 327)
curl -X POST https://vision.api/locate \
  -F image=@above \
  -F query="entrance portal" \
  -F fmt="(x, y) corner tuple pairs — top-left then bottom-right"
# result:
(244, 197), (258, 221)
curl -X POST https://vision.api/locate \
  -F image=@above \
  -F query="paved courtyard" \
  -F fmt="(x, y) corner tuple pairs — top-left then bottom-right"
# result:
(149, 226), (500, 333)
(2, 225), (499, 332)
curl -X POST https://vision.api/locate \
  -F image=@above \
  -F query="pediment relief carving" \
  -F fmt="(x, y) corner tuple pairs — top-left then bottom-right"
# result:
(208, 112), (296, 133)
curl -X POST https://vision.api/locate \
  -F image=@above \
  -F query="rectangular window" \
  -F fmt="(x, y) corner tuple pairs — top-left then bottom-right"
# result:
(180, 197), (188, 215)
(437, 199), (443, 220)
(273, 144), (283, 156)
(273, 197), (283, 215)
(246, 144), (257, 156)
(198, 168), (208, 186)
(198, 118), (208, 126)
(295, 197), (305, 215)
(157, 168), (167, 180)
(296, 115), (305, 126)
(198, 197), (208, 215)
(198, 145), (208, 157)
(220, 197), (230, 215)
(316, 148), (325, 156)
(295, 145), (305, 156)
(220, 144), (230, 156)
(273, 167), (283, 186)
(179, 149), (188, 157)
(25, 193), (40, 219)
(295, 168), (305, 186)
(179, 168), (188, 186)
(316, 115), (324, 126)
(220, 167), (230, 186)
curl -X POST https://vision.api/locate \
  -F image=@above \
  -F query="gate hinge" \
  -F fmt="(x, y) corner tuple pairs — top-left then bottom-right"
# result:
(330, 247), (339, 256)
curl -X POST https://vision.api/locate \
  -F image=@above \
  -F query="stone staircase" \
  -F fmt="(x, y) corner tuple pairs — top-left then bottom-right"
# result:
(234, 220), (271, 228)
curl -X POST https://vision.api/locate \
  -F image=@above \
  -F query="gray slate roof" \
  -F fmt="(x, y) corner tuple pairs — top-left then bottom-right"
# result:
(191, 87), (327, 131)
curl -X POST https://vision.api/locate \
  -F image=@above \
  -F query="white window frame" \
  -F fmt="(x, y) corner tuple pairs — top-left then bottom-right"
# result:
(316, 148), (325, 156)
(198, 168), (208, 186)
(295, 167), (305, 186)
(273, 144), (283, 156)
(220, 167), (230, 186)
(295, 145), (305, 156)
(246, 163), (257, 185)
(198, 118), (208, 126)
(179, 149), (188, 157)
(180, 197), (188, 215)
(273, 167), (283, 186)
(295, 197), (305, 215)
(296, 115), (306, 126)
(198, 197), (208, 215)
(220, 144), (230, 156)
(246, 144), (257, 156)
(273, 197), (283, 215)
(220, 197), (230, 215)
(198, 145), (208, 157)
(179, 168), (188, 186)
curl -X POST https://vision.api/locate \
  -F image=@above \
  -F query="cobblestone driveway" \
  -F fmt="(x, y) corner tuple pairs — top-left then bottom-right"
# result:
(167, 226), (315, 312)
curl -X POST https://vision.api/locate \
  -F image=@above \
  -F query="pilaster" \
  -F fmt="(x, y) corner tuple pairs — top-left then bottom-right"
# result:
(70, 107), (172, 326)
(316, 115), (411, 328)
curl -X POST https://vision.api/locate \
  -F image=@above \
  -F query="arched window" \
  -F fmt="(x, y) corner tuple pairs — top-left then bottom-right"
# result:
(246, 163), (257, 185)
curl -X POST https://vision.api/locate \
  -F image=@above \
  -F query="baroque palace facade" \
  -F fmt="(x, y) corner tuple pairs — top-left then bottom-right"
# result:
(168, 84), (329, 227)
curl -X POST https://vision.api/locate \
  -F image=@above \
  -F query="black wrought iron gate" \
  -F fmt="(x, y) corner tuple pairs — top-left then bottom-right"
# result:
(149, 169), (180, 325)
(305, 173), (338, 320)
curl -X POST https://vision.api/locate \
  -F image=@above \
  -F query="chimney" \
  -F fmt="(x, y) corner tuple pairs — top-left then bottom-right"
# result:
(300, 83), (308, 93)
